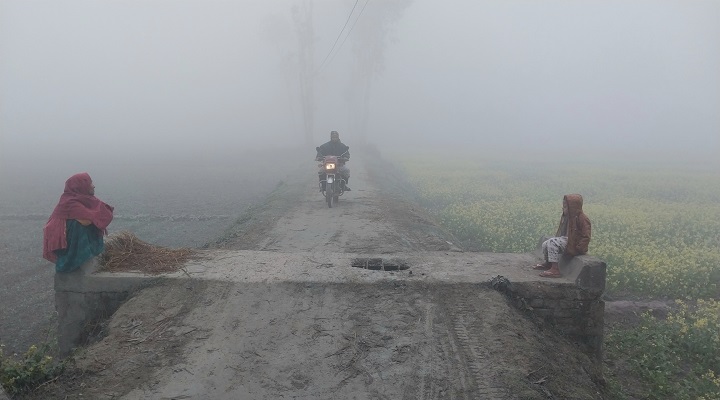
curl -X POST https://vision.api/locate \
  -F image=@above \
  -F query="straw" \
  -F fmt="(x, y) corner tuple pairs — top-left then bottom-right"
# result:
(99, 231), (196, 274)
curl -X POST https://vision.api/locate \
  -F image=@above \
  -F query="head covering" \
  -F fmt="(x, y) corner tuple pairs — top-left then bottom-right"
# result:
(557, 193), (591, 255)
(43, 173), (114, 262)
(563, 194), (584, 218)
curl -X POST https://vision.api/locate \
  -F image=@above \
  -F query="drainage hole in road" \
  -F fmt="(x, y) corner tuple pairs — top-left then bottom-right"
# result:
(351, 258), (409, 271)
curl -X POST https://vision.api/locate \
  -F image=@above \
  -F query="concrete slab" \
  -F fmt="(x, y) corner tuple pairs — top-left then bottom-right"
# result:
(84, 249), (600, 287)
(54, 249), (606, 357)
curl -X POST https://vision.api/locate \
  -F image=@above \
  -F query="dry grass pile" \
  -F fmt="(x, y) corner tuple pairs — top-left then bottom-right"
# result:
(99, 231), (196, 274)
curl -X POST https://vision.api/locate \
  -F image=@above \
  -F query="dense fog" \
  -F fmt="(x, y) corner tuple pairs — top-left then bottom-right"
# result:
(1, 0), (719, 168)
(1, 0), (719, 356)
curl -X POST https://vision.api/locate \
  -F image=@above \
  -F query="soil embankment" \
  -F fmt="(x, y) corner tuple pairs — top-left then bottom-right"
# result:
(26, 152), (604, 399)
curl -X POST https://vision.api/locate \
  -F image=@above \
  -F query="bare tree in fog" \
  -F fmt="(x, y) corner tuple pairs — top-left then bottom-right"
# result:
(291, 0), (316, 146)
(347, 0), (413, 144)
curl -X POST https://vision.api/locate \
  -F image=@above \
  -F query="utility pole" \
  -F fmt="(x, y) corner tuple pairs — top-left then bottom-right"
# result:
(291, 1), (316, 147)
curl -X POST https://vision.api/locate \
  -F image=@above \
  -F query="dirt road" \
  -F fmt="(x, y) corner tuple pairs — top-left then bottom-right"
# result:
(29, 154), (603, 400)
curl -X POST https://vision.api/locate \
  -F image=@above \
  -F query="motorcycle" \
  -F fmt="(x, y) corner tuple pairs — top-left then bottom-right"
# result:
(316, 148), (349, 208)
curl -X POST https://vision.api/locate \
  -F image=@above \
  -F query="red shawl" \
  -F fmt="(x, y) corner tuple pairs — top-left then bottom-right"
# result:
(42, 172), (114, 262)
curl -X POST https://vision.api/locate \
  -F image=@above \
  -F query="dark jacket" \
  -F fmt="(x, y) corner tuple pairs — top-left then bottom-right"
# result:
(316, 140), (350, 159)
(556, 194), (592, 256)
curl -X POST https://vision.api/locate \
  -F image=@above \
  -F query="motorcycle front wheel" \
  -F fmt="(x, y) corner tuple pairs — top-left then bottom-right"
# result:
(326, 183), (334, 208)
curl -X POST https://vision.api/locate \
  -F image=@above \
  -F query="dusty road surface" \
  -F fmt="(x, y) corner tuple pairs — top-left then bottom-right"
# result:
(27, 153), (603, 400)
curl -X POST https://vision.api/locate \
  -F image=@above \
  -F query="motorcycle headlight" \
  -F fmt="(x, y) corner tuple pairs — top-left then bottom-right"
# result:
(325, 163), (336, 170)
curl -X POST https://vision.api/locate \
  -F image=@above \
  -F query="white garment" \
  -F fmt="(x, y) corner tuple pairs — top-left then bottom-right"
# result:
(542, 236), (568, 263)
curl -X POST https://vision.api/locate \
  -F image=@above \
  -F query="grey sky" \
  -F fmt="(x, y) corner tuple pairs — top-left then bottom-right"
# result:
(372, 0), (720, 156)
(1, 0), (718, 163)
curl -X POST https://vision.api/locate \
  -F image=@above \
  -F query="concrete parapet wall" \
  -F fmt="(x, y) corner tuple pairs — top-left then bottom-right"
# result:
(496, 252), (607, 361)
(54, 259), (158, 356)
(53, 249), (607, 363)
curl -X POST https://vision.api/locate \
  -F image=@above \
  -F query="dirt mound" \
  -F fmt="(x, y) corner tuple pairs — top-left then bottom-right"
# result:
(22, 280), (207, 399)
(26, 279), (603, 400)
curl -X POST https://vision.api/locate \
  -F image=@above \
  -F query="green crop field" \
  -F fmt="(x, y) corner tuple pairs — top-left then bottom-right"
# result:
(398, 154), (720, 399)
(398, 155), (720, 299)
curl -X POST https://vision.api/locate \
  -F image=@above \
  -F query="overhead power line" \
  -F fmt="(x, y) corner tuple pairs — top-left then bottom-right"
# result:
(316, 0), (360, 74)
(327, 0), (370, 67)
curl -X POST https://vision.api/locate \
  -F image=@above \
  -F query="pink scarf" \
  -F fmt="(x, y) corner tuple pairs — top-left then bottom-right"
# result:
(42, 172), (114, 262)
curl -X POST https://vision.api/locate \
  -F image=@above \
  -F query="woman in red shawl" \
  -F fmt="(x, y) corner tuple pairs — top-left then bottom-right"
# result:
(43, 173), (114, 272)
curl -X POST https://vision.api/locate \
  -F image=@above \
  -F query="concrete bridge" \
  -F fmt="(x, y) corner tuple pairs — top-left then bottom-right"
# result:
(50, 155), (607, 399)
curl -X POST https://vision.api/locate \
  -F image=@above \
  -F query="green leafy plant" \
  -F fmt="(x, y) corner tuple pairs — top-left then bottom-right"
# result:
(0, 342), (65, 395)
(606, 301), (720, 399)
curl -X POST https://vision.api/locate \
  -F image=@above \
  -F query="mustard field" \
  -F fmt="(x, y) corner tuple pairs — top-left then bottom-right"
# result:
(399, 156), (720, 298)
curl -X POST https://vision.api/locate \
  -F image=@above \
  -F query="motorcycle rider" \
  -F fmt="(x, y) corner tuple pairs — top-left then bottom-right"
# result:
(316, 130), (351, 191)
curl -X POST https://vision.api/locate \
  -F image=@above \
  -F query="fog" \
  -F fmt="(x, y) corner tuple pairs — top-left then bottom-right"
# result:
(0, 0), (718, 355)
(1, 0), (719, 167)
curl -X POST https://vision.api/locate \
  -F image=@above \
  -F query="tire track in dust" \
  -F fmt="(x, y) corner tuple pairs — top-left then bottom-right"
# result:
(440, 324), (470, 400)
(418, 303), (435, 400)
(449, 297), (509, 399)
(431, 295), (471, 400)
